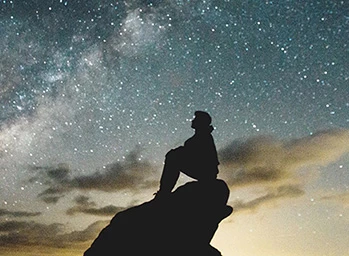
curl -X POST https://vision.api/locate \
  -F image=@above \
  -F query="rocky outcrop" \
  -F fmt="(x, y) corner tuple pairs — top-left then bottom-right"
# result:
(84, 179), (232, 256)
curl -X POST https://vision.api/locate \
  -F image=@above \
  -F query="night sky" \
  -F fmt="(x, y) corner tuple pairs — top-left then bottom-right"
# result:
(0, 1), (348, 255)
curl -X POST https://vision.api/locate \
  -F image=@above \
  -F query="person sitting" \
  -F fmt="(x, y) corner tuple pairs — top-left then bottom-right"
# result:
(155, 111), (219, 199)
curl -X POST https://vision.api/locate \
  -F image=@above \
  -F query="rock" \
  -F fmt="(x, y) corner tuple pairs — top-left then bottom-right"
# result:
(84, 179), (232, 256)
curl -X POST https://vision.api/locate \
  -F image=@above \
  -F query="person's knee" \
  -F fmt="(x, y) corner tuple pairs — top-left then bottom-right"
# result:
(165, 146), (184, 161)
(165, 149), (176, 162)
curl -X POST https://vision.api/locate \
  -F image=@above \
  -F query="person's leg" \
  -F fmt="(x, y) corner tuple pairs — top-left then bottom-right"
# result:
(159, 156), (179, 194)
(180, 166), (217, 182)
(158, 148), (183, 195)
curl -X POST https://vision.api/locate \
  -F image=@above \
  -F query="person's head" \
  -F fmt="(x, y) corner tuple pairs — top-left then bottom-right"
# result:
(191, 111), (212, 130)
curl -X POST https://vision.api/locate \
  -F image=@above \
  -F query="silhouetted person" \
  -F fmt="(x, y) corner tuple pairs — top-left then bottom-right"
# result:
(155, 111), (219, 199)
(84, 111), (232, 256)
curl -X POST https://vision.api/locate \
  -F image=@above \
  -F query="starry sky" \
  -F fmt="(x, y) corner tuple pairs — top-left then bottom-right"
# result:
(0, 0), (348, 255)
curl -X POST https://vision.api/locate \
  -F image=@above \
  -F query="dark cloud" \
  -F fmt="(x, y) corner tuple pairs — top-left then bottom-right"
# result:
(46, 164), (70, 182)
(37, 187), (68, 204)
(74, 195), (93, 206)
(219, 129), (349, 187)
(28, 163), (71, 187)
(232, 185), (305, 212)
(0, 220), (107, 248)
(40, 195), (64, 204)
(321, 192), (349, 207)
(0, 221), (63, 246)
(0, 208), (41, 218)
(67, 205), (125, 216)
(66, 195), (125, 216)
(68, 148), (156, 191)
(0, 220), (35, 232)
(38, 187), (69, 196)
(30, 147), (157, 203)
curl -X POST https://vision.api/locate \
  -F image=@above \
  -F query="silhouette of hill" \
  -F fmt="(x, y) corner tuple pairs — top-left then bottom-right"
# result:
(84, 179), (232, 256)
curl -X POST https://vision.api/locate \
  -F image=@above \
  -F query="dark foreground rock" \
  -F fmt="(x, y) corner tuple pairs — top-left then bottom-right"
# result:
(84, 179), (232, 256)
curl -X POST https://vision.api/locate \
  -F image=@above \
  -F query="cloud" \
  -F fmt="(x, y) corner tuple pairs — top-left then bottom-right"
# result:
(66, 195), (125, 216)
(40, 195), (65, 204)
(37, 186), (71, 204)
(0, 219), (107, 248)
(219, 129), (349, 187)
(0, 208), (41, 218)
(232, 185), (305, 212)
(73, 195), (93, 206)
(30, 147), (157, 203)
(30, 163), (70, 184)
(321, 192), (349, 207)
(67, 205), (125, 217)
(68, 147), (156, 191)
(57, 220), (108, 245)
(0, 221), (63, 247)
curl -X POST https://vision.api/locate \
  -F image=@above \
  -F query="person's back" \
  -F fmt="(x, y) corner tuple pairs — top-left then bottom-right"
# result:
(182, 125), (219, 181)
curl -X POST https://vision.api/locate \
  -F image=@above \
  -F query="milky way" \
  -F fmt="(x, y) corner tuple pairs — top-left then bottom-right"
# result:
(0, 1), (348, 256)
